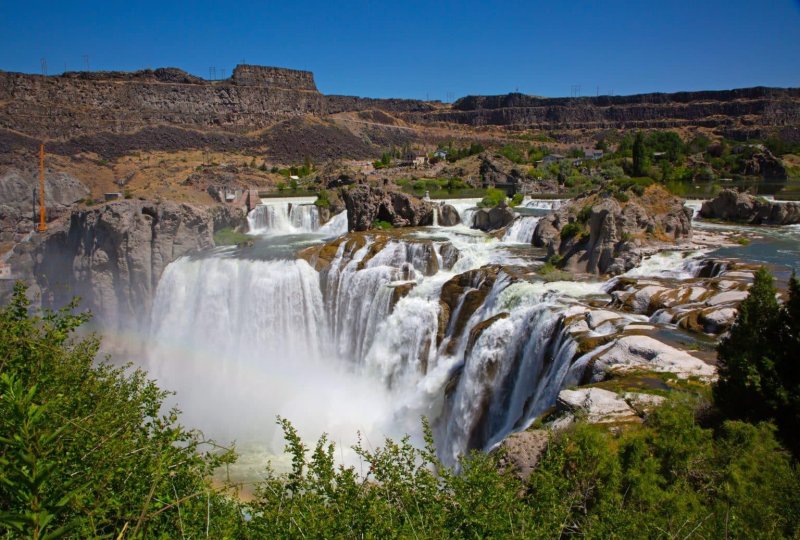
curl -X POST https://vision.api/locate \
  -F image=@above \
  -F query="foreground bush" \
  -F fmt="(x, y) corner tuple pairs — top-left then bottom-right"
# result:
(0, 284), (242, 538)
(1, 283), (799, 538)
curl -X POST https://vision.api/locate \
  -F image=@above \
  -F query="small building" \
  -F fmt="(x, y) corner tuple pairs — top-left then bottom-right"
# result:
(104, 192), (122, 201)
(433, 149), (448, 160)
(652, 151), (667, 160)
(0, 262), (12, 280)
(413, 155), (428, 168)
(540, 154), (565, 165)
(584, 149), (604, 160)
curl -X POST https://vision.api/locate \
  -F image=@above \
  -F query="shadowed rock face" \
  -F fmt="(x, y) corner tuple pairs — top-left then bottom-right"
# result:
(341, 185), (434, 231)
(700, 189), (800, 225)
(10, 200), (246, 333)
(472, 201), (515, 232)
(533, 186), (692, 275)
(0, 168), (89, 243)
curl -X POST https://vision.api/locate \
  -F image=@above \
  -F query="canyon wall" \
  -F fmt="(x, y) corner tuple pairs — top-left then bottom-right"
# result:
(2, 65), (798, 143)
(408, 87), (800, 131)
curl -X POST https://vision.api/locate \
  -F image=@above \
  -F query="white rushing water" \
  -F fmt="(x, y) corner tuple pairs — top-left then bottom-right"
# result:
(153, 192), (792, 472)
(147, 212), (610, 468)
(247, 197), (348, 236)
(503, 216), (541, 244)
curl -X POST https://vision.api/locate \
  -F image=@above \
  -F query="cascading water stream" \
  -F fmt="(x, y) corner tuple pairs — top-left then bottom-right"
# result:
(146, 211), (613, 468)
(503, 216), (541, 244)
(247, 198), (347, 236)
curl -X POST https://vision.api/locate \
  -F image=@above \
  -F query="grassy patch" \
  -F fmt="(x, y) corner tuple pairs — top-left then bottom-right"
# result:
(213, 227), (250, 246)
(371, 219), (393, 230)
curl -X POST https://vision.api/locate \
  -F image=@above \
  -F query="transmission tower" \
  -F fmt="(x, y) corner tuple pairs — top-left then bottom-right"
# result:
(82, 55), (90, 71)
(40, 58), (47, 76)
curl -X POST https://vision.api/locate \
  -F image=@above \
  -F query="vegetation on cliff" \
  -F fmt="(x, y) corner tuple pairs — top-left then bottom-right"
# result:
(2, 273), (800, 538)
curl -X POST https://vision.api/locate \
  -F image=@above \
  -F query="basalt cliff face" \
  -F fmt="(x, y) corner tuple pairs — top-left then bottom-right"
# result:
(1, 65), (798, 147)
(7, 200), (246, 333)
(0, 64), (438, 141)
(412, 88), (800, 136)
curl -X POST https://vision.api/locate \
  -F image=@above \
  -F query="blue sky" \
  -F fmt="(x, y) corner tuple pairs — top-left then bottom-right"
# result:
(1, 0), (799, 100)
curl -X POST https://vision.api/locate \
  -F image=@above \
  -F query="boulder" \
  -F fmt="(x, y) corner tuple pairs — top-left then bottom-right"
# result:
(590, 335), (716, 381)
(741, 148), (788, 180)
(494, 430), (549, 481)
(341, 185), (434, 231)
(699, 189), (800, 225)
(556, 388), (639, 424)
(472, 201), (515, 232)
(533, 185), (692, 275)
(437, 204), (461, 226)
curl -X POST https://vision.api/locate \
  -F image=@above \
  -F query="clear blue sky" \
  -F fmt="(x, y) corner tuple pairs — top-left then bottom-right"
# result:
(1, 0), (799, 100)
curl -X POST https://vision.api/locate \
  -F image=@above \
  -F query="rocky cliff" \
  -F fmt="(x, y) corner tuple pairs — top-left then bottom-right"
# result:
(700, 189), (800, 225)
(0, 167), (89, 243)
(533, 185), (692, 275)
(2, 65), (797, 143)
(408, 87), (800, 133)
(9, 200), (246, 333)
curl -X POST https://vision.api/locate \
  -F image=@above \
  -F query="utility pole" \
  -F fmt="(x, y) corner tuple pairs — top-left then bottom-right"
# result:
(83, 55), (90, 71)
(40, 58), (47, 76)
(37, 144), (47, 233)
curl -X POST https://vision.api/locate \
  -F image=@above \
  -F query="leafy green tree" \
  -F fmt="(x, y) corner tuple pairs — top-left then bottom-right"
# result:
(632, 131), (648, 177)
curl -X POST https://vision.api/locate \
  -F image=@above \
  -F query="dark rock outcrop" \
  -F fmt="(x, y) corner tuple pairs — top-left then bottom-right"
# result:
(472, 201), (515, 232)
(341, 185), (434, 231)
(479, 154), (524, 187)
(0, 168), (89, 243)
(9, 200), (246, 333)
(699, 189), (800, 225)
(533, 186), (692, 275)
(740, 149), (788, 180)
(437, 204), (461, 226)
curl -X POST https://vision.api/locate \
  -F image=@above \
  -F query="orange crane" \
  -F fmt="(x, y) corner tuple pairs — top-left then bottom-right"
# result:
(37, 143), (47, 233)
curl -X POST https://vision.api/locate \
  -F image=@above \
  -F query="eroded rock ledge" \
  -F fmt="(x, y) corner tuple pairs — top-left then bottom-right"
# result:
(533, 185), (692, 275)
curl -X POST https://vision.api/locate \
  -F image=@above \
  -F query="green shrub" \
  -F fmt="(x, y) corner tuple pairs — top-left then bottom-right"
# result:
(214, 227), (250, 246)
(371, 219), (393, 230)
(560, 222), (584, 240)
(509, 193), (524, 207)
(315, 189), (330, 208)
(577, 205), (592, 224)
(479, 187), (507, 208)
(0, 285), (240, 538)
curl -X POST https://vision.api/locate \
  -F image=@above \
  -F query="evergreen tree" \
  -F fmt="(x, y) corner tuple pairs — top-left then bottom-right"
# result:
(715, 268), (800, 455)
(632, 131), (648, 177)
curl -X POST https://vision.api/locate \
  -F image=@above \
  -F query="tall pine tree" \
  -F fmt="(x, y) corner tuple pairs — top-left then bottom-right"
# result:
(714, 268), (800, 455)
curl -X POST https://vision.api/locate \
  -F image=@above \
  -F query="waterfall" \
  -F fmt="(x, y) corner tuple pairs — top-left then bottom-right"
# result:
(503, 216), (541, 244)
(146, 230), (604, 467)
(524, 199), (563, 210)
(434, 279), (580, 465)
(247, 199), (346, 235)
(147, 257), (365, 445)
